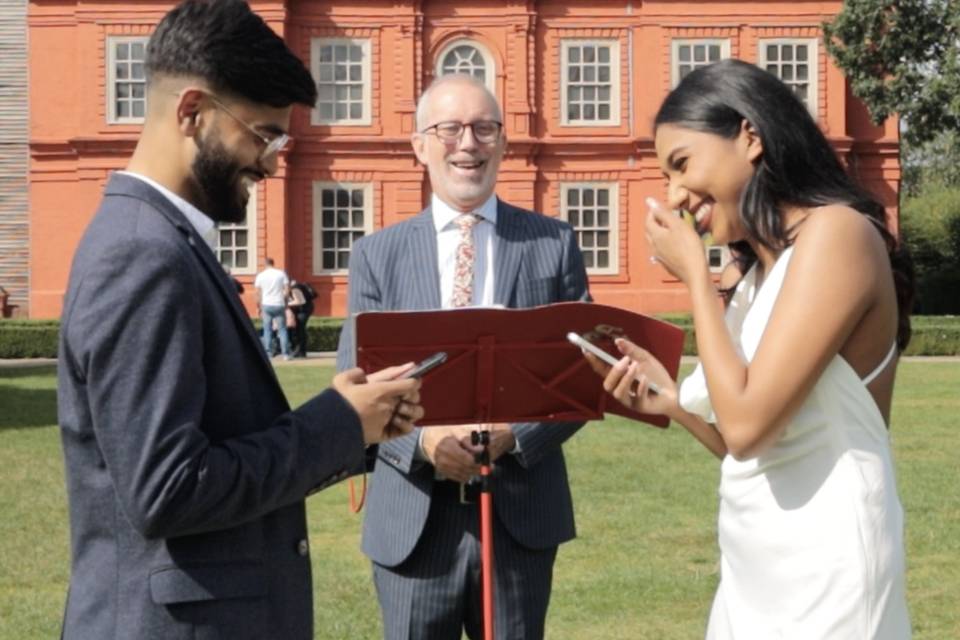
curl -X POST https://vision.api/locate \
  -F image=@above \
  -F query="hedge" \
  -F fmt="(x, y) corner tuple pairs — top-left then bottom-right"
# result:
(0, 318), (345, 359)
(3, 316), (960, 359)
(251, 317), (345, 352)
(0, 324), (61, 358)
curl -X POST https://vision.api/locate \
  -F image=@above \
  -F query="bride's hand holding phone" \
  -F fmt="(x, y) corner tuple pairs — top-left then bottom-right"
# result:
(585, 337), (680, 418)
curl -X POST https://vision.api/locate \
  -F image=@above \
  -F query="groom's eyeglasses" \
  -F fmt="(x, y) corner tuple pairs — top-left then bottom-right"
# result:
(207, 95), (291, 160)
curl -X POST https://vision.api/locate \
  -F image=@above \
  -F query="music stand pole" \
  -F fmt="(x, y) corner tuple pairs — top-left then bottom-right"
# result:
(472, 429), (495, 640)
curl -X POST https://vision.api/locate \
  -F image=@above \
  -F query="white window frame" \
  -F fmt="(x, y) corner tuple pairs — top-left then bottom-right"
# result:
(559, 182), (619, 275)
(671, 39), (731, 88)
(311, 38), (372, 126)
(560, 39), (621, 127)
(106, 36), (149, 124)
(215, 186), (258, 275)
(436, 39), (496, 94)
(312, 182), (374, 275)
(758, 38), (818, 116)
(706, 245), (731, 274)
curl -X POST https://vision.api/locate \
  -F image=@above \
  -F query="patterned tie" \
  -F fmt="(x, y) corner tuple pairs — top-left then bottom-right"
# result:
(451, 213), (482, 308)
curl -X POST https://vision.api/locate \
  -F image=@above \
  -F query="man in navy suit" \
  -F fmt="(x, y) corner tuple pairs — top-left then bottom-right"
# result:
(337, 74), (591, 640)
(57, 2), (423, 639)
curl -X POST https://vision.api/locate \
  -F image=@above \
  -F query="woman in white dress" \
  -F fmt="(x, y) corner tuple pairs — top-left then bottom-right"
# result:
(587, 59), (914, 638)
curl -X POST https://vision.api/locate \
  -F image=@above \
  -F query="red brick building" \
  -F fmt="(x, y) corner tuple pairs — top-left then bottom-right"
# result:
(25, 0), (900, 318)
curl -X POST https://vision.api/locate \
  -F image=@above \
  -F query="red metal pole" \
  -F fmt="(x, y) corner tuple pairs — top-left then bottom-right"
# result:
(473, 429), (495, 640)
(479, 460), (494, 640)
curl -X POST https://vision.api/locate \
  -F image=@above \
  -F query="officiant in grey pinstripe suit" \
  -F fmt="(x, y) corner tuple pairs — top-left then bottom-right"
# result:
(336, 74), (591, 640)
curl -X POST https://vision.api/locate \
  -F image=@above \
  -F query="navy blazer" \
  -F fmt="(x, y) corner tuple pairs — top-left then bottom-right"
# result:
(336, 200), (591, 567)
(58, 174), (364, 640)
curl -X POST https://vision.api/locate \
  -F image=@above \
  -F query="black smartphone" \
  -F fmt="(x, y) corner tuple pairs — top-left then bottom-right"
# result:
(402, 351), (448, 379)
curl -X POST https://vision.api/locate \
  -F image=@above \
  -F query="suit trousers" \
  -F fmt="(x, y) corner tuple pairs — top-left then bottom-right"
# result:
(372, 481), (557, 640)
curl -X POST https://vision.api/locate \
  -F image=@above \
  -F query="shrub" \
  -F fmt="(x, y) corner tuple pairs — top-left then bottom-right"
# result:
(249, 317), (345, 352)
(0, 323), (60, 358)
(900, 185), (960, 314)
(3, 316), (960, 359)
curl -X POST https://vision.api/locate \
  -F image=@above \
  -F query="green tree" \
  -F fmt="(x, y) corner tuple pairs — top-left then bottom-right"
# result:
(901, 130), (960, 195)
(823, 0), (960, 147)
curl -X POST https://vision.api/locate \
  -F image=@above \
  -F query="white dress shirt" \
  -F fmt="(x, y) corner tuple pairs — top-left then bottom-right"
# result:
(432, 193), (497, 308)
(118, 171), (218, 249)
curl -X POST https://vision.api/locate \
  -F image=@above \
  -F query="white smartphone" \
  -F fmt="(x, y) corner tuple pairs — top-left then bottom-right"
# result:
(567, 332), (660, 395)
(402, 351), (448, 379)
(567, 332), (620, 367)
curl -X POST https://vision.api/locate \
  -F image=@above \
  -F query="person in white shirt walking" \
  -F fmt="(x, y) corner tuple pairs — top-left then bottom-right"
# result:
(254, 257), (291, 360)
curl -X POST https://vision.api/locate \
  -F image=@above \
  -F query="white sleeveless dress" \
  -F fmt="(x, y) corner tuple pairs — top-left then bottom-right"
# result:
(679, 247), (911, 639)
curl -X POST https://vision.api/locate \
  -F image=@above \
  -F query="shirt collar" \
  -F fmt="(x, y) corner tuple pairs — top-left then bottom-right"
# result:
(118, 171), (218, 248)
(431, 193), (498, 234)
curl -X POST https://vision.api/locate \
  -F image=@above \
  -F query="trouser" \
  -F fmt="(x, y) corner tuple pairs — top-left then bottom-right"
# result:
(260, 305), (289, 357)
(372, 483), (557, 640)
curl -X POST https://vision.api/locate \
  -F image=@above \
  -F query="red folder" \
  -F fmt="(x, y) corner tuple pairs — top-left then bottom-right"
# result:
(354, 302), (685, 428)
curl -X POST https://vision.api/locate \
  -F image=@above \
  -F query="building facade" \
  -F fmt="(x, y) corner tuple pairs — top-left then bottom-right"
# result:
(26, 0), (900, 319)
(1, 0), (29, 317)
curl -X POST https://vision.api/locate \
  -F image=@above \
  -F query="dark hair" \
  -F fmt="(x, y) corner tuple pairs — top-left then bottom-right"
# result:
(655, 59), (914, 349)
(146, 0), (317, 108)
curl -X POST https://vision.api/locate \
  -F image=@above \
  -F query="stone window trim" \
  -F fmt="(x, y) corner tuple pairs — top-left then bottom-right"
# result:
(559, 182), (620, 276)
(312, 182), (374, 275)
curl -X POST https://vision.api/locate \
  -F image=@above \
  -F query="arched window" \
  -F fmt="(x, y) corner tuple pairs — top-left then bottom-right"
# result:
(436, 40), (495, 92)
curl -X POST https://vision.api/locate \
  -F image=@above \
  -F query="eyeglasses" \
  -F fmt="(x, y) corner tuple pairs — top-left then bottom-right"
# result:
(420, 120), (503, 144)
(207, 94), (291, 160)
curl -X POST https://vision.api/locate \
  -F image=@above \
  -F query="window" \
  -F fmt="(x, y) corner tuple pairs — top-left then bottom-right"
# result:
(759, 39), (818, 113)
(560, 183), (618, 275)
(437, 40), (495, 92)
(311, 39), (371, 125)
(672, 39), (730, 87)
(216, 186), (257, 275)
(107, 37), (148, 123)
(313, 183), (373, 274)
(707, 245), (731, 274)
(561, 40), (620, 126)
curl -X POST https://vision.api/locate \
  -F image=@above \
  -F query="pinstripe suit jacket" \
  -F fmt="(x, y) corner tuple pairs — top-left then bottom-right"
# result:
(336, 200), (591, 567)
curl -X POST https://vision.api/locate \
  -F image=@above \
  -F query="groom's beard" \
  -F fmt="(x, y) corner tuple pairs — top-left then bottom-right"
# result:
(191, 132), (249, 224)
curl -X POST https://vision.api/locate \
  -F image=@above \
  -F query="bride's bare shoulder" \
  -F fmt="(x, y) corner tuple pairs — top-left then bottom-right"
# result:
(792, 205), (888, 263)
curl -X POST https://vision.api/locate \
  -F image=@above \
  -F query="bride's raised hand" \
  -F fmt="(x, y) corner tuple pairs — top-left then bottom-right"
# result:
(645, 197), (709, 286)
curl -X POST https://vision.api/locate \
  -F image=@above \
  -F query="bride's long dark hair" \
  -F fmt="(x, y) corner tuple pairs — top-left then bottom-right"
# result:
(655, 59), (914, 349)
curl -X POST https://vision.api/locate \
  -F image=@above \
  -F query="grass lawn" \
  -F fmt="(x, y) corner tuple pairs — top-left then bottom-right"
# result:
(0, 361), (957, 639)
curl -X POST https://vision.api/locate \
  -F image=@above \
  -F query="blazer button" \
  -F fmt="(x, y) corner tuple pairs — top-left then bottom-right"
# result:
(297, 539), (309, 557)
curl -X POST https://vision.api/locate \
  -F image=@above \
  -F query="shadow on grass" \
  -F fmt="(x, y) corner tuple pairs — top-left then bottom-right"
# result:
(0, 386), (58, 430)
(0, 364), (57, 379)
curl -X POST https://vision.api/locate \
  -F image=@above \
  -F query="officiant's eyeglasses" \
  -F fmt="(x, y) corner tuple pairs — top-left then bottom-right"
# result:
(421, 120), (503, 144)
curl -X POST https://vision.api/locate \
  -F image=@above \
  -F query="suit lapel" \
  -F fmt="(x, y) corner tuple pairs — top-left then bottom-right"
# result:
(493, 200), (525, 307)
(105, 174), (277, 375)
(404, 208), (442, 310)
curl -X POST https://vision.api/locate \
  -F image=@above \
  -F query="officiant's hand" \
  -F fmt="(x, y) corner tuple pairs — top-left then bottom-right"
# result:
(422, 425), (481, 483)
(461, 423), (515, 464)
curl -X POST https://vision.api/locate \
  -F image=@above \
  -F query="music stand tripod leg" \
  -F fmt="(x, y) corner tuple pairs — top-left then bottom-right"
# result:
(472, 429), (495, 640)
